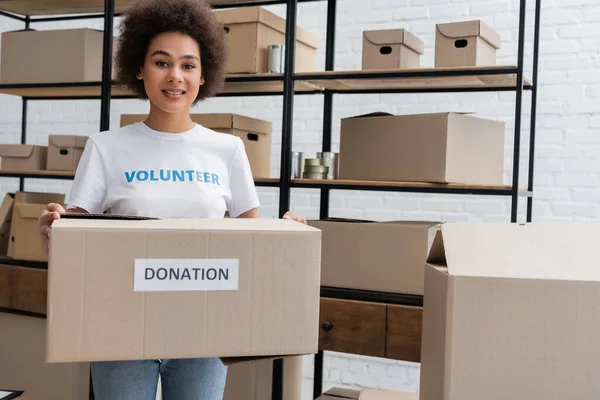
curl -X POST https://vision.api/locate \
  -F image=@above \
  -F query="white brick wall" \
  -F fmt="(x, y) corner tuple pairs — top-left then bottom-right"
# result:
(1, 0), (599, 397)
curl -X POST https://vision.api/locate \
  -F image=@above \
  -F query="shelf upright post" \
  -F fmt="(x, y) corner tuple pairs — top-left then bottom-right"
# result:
(273, 0), (299, 398)
(526, 0), (542, 223)
(510, 0), (527, 222)
(100, 0), (115, 133)
(19, 16), (30, 192)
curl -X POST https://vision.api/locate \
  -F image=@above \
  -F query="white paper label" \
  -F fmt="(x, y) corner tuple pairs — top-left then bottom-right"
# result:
(134, 259), (239, 292)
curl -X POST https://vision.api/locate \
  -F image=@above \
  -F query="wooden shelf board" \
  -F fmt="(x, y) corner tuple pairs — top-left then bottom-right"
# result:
(296, 66), (533, 92)
(0, 0), (282, 16)
(0, 79), (321, 98)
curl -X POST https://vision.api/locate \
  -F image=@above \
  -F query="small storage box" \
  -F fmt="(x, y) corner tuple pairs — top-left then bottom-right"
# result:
(0, 28), (116, 84)
(120, 113), (272, 178)
(434, 20), (501, 68)
(214, 6), (319, 73)
(0, 144), (47, 171)
(338, 112), (505, 185)
(362, 29), (424, 70)
(47, 135), (89, 172)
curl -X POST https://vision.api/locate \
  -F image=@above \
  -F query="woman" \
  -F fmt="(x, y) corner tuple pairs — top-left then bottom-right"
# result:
(37, 0), (305, 398)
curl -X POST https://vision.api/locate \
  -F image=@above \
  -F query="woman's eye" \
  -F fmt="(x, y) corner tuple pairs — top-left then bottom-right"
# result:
(156, 61), (168, 67)
(183, 64), (196, 69)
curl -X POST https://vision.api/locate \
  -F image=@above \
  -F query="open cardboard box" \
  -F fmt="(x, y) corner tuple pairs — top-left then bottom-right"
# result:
(46, 213), (322, 365)
(318, 387), (418, 400)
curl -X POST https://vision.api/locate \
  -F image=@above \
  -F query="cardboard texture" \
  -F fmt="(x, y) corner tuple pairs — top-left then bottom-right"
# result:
(362, 29), (424, 70)
(223, 356), (303, 400)
(339, 112), (505, 184)
(0, 145), (47, 171)
(420, 222), (600, 400)
(47, 135), (88, 172)
(0, 312), (90, 400)
(307, 219), (438, 295)
(47, 217), (321, 363)
(120, 113), (273, 178)
(215, 6), (319, 73)
(0, 193), (14, 255)
(435, 20), (501, 67)
(7, 191), (65, 262)
(0, 28), (117, 84)
(318, 387), (418, 400)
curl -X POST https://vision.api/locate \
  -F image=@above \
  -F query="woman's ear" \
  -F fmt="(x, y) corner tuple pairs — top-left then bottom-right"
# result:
(136, 69), (143, 80)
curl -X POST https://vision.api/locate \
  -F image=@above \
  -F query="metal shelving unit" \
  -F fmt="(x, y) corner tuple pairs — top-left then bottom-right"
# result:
(0, 0), (541, 398)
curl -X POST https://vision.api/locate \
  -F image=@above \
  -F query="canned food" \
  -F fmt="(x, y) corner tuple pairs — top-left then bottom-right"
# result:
(304, 158), (323, 166)
(303, 172), (328, 180)
(267, 44), (285, 73)
(304, 165), (329, 174)
(317, 151), (339, 179)
(291, 151), (303, 179)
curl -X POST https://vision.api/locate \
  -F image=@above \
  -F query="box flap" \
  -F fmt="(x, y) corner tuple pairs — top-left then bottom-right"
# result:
(49, 135), (88, 149)
(322, 388), (360, 399)
(426, 222), (600, 281)
(14, 203), (46, 219)
(14, 191), (65, 205)
(364, 29), (424, 54)
(0, 144), (34, 158)
(437, 20), (500, 49)
(196, 114), (272, 135)
(215, 6), (319, 48)
(320, 388), (418, 400)
(52, 217), (321, 234)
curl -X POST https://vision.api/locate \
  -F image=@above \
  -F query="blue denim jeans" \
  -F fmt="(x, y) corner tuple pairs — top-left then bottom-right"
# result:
(90, 358), (227, 400)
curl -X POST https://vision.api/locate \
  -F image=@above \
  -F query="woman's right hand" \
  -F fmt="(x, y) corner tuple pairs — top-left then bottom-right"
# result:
(37, 202), (66, 254)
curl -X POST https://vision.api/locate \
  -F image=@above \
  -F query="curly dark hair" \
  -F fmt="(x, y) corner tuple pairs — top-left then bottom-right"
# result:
(115, 0), (227, 102)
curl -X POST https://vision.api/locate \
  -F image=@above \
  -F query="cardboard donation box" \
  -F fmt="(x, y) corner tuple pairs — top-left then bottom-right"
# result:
(0, 145), (47, 171)
(420, 222), (600, 400)
(435, 20), (501, 68)
(362, 29), (424, 70)
(339, 112), (505, 185)
(308, 219), (438, 295)
(47, 135), (88, 172)
(0, 312), (90, 400)
(8, 191), (65, 262)
(0, 28), (117, 84)
(318, 387), (418, 400)
(223, 356), (303, 400)
(215, 6), (319, 73)
(47, 217), (321, 363)
(121, 113), (273, 178)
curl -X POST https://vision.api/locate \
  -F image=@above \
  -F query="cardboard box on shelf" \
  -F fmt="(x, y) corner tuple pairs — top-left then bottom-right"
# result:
(317, 387), (418, 400)
(0, 193), (14, 256)
(307, 218), (438, 295)
(362, 29), (424, 70)
(338, 112), (505, 185)
(7, 191), (65, 262)
(0, 145), (47, 171)
(47, 135), (88, 172)
(434, 20), (501, 68)
(120, 113), (273, 178)
(214, 6), (319, 73)
(0, 312), (90, 400)
(47, 216), (321, 363)
(420, 222), (600, 400)
(223, 356), (303, 400)
(0, 28), (117, 84)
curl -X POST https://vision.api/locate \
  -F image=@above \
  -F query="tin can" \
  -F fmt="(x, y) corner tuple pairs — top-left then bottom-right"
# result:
(267, 44), (285, 73)
(304, 158), (323, 166)
(317, 152), (339, 179)
(304, 165), (329, 174)
(291, 151), (303, 179)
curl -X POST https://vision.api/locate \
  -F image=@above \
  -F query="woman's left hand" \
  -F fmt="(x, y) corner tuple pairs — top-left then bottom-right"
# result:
(283, 211), (307, 224)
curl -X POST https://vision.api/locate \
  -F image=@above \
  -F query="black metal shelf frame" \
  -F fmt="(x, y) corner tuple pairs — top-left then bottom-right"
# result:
(0, 0), (542, 398)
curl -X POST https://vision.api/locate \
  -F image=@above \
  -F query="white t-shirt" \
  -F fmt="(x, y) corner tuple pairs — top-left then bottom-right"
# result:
(67, 121), (260, 218)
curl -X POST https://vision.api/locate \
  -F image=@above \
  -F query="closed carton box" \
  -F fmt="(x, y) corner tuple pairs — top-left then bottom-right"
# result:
(339, 112), (505, 185)
(7, 191), (66, 262)
(0, 312), (90, 400)
(121, 113), (272, 178)
(47, 135), (88, 172)
(0, 145), (47, 171)
(421, 222), (600, 400)
(215, 6), (319, 73)
(47, 217), (321, 363)
(224, 356), (303, 400)
(434, 20), (501, 68)
(307, 218), (438, 295)
(362, 29), (424, 70)
(318, 387), (418, 400)
(0, 28), (117, 84)
(0, 193), (14, 256)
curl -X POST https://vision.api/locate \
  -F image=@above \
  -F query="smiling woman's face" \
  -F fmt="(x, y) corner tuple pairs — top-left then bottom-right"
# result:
(137, 31), (205, 114)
